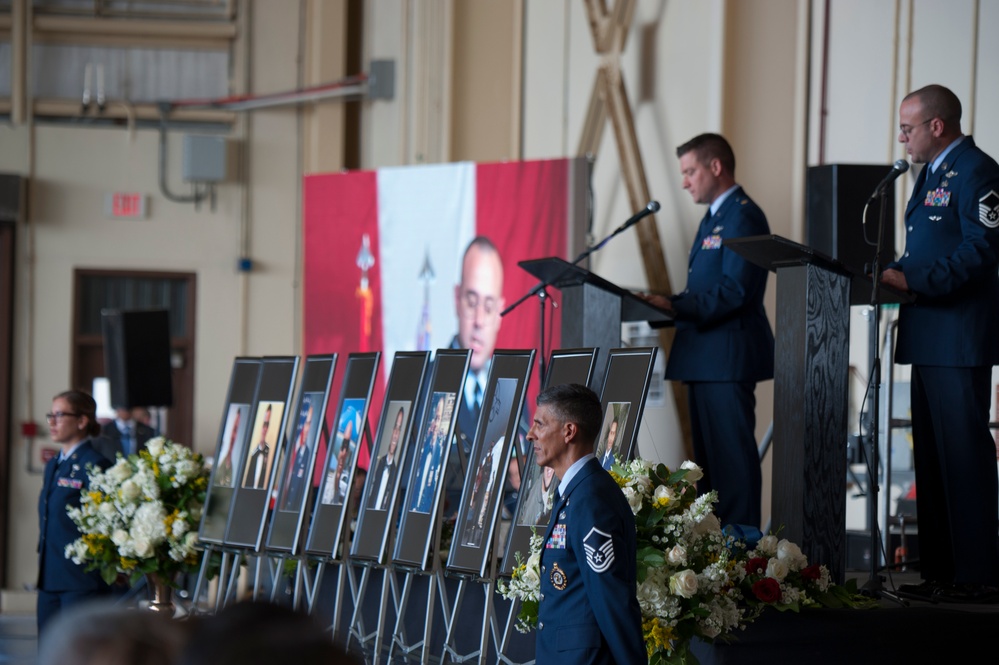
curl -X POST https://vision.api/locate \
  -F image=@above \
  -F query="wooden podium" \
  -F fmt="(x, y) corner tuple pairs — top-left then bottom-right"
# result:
(726, 234), (909, 582)
(517, 257), (671, 389)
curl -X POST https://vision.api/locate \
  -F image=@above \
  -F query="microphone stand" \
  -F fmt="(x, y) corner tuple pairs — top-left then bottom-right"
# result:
(501, 202), (660, 387)
(861, 186), (891, 597)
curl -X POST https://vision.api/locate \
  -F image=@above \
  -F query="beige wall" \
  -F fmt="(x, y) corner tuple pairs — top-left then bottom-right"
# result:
(3, 0), (996, 595)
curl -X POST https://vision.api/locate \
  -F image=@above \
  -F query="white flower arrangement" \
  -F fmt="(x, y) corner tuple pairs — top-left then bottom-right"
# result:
(499, 457), (873, 664)
(65, 437), (210, 586)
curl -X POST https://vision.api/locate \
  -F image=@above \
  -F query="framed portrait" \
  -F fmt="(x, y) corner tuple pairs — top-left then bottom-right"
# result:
(391, 349), (470, 571)
(350, 352), (430, 563)
(594, 402), (631, 469)
(265, 354), (337, 554)
(224, 357), (299, 549)
(596, 347), (659, 464)
(304, 352), (380, 559)
(200, 358), (262, 544)
(447, 349), (535, 578)
(500, 348), (596, 576)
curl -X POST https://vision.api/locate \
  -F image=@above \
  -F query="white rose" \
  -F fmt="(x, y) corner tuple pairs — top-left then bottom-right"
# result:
(692, 512), (721, 536)
(111, 529), (130, 547)
(776, 539), (808, 570)
(621, 486), (643, 514)
(120, 479), (141, 502)
(109, 460), (133, 482)
(669, 569), (699, 598)
(521, 562), (540, 587)
(653, 485), (675, 504)
(680, 461), (704, 482)
(766, 558), (788, 581)
(757, 534), (778, 556)
(667, 545), (687, 566)
(146, 437), (165, 458)
(132, 536), (153, 558)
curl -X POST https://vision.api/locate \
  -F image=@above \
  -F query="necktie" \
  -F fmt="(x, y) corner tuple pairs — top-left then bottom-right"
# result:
(121, 428), (132, 456)
(474, 380), (483, 411)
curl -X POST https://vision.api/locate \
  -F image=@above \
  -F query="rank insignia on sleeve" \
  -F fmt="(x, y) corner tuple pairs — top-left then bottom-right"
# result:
(583, 527), (615, 573)
(979, 190), (999, 228)
(550, 562), (567, 590)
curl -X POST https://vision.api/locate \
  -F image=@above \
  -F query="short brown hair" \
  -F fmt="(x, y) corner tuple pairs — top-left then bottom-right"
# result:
(676, 133), (736, 175)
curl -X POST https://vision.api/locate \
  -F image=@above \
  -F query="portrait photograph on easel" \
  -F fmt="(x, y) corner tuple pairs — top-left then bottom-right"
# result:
(391, 349), (469, 571)
(501, 348), (596, 576)
(594, 401), (631, 470)
(199, 358), (262, 544)
(447, 349), (534, 578)
(594, 347), (659, 464)
(304, 352), (379, 559)
(351, 351), (430, 563)
(224, 356), (298, 549)
(265, 354), (337, 555)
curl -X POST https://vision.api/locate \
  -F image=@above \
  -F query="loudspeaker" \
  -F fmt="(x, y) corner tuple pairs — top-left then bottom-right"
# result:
(806, 164), (897, 276)
(102, 309), (173, 408)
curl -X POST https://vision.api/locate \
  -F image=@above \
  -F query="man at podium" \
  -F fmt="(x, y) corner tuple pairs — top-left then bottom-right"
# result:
(882, 84), (999, 602)
(641, 133), (774, 528)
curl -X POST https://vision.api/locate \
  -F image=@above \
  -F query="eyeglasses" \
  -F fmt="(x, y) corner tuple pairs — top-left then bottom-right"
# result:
(899, 118), (933, 137)
(46, 411), (80, 422)
(459, 289), (499, 319)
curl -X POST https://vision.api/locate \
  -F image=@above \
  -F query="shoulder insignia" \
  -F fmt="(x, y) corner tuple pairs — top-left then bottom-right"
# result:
(583, 527), (615, 573)
(979, 190), (999, 228)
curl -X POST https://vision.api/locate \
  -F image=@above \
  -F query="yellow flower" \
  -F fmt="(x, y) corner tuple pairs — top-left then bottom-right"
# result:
(608, 470), (627, 488)
(643, 618), (674, 655)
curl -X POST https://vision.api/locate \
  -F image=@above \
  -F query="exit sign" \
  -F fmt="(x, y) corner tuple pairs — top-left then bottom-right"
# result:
(105, 192), (148, 219)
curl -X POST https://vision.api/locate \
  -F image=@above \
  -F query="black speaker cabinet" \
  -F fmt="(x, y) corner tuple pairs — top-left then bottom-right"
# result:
(102, 309), (174, 408)
(806, 164), (896, 276)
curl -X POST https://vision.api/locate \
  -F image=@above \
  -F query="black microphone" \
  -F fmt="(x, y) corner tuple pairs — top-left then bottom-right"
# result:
(869, 159), (910, 200)
(609, 200), (661, 235)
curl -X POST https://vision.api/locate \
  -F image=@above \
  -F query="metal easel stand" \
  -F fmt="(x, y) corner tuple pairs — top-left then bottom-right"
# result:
(190, 543), (248, 613)
(387, 562), (450, 664)
(440, 573), (508, 665)
(346, 561), (391, 661)
(494, 596), (534, 665)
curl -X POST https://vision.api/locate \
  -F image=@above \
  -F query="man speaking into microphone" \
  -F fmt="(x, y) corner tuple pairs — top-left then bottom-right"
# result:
(639, 133), (774, 529)
(881, 84), (999, 602)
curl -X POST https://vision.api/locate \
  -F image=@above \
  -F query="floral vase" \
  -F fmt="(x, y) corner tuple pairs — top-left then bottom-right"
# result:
(146, 573), (175, 614)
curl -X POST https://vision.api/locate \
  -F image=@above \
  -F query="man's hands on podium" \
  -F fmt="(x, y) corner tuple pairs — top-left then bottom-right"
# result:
(635, 292), (674, 314)
(880, 268), (910, 293)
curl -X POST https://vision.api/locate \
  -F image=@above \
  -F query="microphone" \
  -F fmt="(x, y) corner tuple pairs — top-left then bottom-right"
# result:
(609, 200), (661, 235)
(869, 160), (910, 200)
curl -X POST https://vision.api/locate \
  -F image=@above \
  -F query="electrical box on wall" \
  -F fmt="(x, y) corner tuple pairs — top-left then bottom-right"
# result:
(182, 135), (227, 183)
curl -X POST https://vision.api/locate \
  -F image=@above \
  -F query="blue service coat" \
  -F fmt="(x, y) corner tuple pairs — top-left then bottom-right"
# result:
(666, 187), (774, 383)
(889, 136), (999, 367)
(537, 458), (646, 665)
(37, 439), (111, 592)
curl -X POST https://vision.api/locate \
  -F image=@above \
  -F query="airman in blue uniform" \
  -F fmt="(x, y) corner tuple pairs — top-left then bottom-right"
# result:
(641, 133), (774, 528)
(37, 390), (112, 634)
(530, 384), (645, 665)
(882, 84), (999, 602)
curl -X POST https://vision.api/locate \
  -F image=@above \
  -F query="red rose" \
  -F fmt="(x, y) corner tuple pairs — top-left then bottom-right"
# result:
(752, 578), (781, 603)
(745, 557), (768, 575)
(801, 564), (821, 581)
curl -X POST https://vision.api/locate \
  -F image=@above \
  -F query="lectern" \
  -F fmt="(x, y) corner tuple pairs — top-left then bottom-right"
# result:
(726, 234), (909, 583)
(518, 257), (671, 389)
